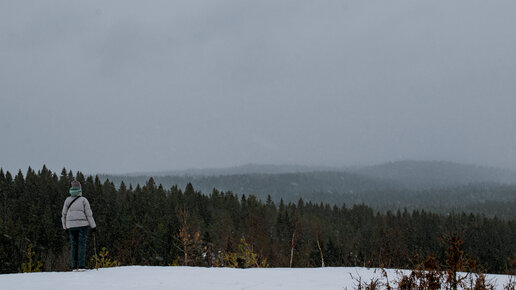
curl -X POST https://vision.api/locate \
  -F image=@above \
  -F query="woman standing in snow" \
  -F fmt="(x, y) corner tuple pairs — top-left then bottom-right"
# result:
(61, 180), (97, 271)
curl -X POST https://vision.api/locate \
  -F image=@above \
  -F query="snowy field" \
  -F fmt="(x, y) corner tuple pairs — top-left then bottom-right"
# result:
(0, 266), (514, 290)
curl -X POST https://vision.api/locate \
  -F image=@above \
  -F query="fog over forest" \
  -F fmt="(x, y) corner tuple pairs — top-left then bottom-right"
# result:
(4, 0), (516, 282)
(2, 0), (516, 174)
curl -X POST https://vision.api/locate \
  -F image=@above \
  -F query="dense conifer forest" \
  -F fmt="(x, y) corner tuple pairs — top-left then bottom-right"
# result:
(100, 162), (516, 220)
(1, 166), (515, 274)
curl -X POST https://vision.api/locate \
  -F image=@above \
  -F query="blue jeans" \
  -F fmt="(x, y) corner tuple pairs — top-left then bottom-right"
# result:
(69, 226), (89, 269)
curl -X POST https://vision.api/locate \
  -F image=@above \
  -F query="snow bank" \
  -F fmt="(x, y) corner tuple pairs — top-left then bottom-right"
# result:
(0, 266), (513, 290)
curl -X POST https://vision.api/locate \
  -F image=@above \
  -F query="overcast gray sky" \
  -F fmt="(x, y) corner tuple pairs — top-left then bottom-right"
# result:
(1, 0), (516, 174)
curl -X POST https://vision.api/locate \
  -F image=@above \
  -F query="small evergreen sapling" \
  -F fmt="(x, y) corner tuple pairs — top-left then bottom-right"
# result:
(19, 243), (43, 273)
(221, 237), (268, 268)
(90, 247), (120, 269)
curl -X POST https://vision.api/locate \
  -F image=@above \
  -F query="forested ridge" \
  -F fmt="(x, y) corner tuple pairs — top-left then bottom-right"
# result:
(1, 166), (515, 274)
(101, 172), (516, 220)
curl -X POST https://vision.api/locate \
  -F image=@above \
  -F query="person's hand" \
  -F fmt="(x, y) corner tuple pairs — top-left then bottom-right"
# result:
(91, 227), (97, 234)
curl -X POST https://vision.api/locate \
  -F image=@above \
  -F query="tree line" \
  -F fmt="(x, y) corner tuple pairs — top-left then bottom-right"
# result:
(101, 172), (516, 220)
(1, 166), (515, 274)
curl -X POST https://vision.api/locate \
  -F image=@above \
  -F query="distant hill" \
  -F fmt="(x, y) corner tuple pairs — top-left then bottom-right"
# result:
(101, 171), (401, 201)
(114, 161), (516, 191)
(100, 161), (516, 219)
(354, 160), (516, 189)
(123, 164), (341, 177)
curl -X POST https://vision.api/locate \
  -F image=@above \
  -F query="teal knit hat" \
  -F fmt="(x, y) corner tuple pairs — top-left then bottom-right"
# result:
(69, 180), (82, 196)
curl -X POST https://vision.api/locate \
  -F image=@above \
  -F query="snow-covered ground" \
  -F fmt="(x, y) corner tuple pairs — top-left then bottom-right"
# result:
(0, 266), (514, 290)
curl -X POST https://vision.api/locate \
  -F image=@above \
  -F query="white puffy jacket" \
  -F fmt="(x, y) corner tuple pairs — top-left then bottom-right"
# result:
(61, 193), (97, 230)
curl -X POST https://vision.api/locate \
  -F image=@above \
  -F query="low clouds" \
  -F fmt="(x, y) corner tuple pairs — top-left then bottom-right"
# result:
(1, 0), (516, 173)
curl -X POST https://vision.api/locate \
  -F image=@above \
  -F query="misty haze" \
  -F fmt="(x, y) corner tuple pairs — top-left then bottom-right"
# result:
(1, 0), (516, 287)
(2, 0), (516, 174)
